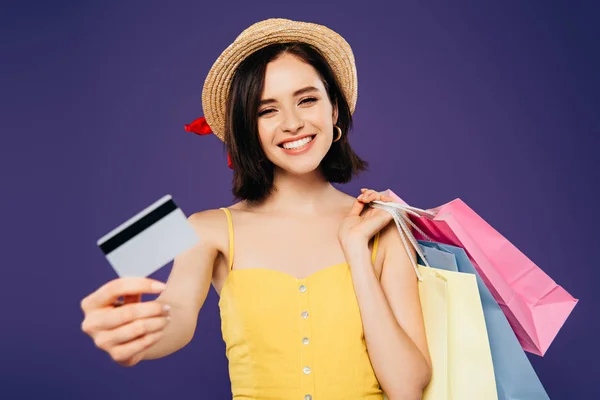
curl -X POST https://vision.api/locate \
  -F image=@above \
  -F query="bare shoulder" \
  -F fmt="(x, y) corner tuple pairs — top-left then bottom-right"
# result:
(335, 189), (359, 214)
(186, 207), (231, 257)
(188, 207), (228, 225)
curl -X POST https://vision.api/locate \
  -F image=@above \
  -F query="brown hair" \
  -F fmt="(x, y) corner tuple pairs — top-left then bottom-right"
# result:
(224, 42), (367, 203)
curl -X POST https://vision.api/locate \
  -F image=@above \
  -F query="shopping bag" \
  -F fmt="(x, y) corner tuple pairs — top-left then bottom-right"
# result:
(419, 241), (550, 399)
(371, 202), (498, 400)
(380, 190), (578, 356)
(414, 266), (449, 400)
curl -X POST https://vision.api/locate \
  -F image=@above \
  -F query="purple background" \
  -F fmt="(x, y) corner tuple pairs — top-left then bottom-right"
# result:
(2, 1), (598, 398)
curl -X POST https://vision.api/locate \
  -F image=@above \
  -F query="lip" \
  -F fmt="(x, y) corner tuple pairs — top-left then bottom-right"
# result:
(276, 134), (316, 146)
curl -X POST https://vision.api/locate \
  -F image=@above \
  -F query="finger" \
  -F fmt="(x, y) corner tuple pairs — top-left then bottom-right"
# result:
(358, 189), (376, 203)
(361, 189), (379, 203)
(94, 316), (170, 350)
(119, 349), (146, 368)
(108, 330), (164, 365)
(348, 197), (366, 216)
(367, 194), (394, 205)
(82, 301), (170, 333)
(367, 191), (395, 204)
(363, 208), (394, 233)
(81, 278), (166, 312)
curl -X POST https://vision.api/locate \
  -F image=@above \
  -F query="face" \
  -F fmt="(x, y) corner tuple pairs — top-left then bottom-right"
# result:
(256, 53), (338, 176)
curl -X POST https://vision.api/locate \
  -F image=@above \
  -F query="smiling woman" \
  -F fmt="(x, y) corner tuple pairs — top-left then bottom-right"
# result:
(225, 42), (367, 202)
(80, 18), (431, 400)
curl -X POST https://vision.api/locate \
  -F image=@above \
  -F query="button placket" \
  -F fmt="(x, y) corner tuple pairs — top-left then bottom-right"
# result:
(298, 278), (315, 399)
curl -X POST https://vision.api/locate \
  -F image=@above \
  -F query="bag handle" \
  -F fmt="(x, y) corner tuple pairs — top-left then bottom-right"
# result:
(370, 201), (433, 281)
(376, 200), (438, 218)
(372, 201), (433, 242)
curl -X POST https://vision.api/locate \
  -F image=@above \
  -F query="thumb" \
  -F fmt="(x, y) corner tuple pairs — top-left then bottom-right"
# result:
(348, 197), (366, 217)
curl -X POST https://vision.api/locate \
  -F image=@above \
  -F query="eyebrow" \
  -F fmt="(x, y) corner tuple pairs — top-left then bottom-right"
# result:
(259, 86), (320, 106)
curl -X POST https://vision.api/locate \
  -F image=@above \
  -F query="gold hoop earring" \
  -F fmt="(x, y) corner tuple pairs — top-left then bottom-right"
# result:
(333, 125), (343, 142)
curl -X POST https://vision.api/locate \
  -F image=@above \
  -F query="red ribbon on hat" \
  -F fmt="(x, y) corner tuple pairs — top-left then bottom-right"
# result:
(185, 116), (233, 169)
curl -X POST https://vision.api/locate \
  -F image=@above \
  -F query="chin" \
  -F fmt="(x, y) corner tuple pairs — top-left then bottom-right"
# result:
(273, 155), (324, 176)
(287, 163), (322, 176)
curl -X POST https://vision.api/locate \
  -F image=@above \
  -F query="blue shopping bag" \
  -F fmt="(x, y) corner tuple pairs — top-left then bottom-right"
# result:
(418, 240), (550, 400)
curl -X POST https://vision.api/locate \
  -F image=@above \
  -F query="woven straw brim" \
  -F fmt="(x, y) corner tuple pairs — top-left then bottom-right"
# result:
(201, 18), (357, 142)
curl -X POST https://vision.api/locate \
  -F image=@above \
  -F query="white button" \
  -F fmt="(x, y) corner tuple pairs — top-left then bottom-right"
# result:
(302, 337), (310, 345)
(303, 366), (311, 374)
(299, 284), (307, 293)
(301, 311), (309, 319)
(304, 395), (312, 400)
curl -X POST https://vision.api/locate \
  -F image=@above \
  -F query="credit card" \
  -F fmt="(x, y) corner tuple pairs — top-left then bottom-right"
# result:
(97, 194), (199, 278)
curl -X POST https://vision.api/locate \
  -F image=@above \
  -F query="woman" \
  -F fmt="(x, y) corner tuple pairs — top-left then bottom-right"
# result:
(80, 18), (431, 400)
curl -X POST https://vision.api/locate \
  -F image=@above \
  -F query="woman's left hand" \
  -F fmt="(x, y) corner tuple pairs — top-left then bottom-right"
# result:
(338, 189), (395, 250)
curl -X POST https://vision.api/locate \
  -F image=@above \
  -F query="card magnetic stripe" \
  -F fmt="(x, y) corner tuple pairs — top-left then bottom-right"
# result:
(99, 199), (178, 255)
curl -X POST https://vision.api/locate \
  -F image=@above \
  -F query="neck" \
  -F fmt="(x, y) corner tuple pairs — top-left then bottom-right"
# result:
(259, 168), (339, 215)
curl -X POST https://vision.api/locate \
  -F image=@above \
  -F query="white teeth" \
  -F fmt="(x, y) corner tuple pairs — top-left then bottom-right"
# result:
(282, 136), (313, 149)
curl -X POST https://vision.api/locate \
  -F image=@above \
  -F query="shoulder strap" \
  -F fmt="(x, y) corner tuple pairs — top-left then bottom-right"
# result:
(219, 208), (234, 270)
(371, 231), (380, 265)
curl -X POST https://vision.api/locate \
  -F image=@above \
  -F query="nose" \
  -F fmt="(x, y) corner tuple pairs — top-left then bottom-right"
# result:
(279, 108), (304, 133)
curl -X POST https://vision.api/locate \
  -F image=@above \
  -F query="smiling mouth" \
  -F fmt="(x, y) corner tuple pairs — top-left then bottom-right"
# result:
(278, 135), (316, 150)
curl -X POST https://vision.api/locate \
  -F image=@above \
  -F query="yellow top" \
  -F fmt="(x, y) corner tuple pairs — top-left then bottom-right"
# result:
(218, 207), (383, 400)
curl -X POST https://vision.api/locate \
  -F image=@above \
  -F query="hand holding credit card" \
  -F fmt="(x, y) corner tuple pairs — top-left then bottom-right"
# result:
(97, 195), (200, 278)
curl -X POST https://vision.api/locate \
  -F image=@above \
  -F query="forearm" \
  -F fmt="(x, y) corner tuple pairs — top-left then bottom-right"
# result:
(345, 244), (430, 399)
(142, 303), (196, 361)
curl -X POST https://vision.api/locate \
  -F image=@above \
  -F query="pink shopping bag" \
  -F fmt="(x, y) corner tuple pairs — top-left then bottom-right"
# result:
(383, 189), (578, 356)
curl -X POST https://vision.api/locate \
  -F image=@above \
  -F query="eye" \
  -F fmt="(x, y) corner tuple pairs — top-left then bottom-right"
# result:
(258, 108), (275, 117)
(299, 97), (318, 105)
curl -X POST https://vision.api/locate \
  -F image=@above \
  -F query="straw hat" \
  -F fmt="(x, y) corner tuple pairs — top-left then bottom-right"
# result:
(186, 18), (358, 143)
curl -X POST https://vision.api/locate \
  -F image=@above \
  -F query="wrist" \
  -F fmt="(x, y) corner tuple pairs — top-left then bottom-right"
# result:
(341, 239), (370, 261)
